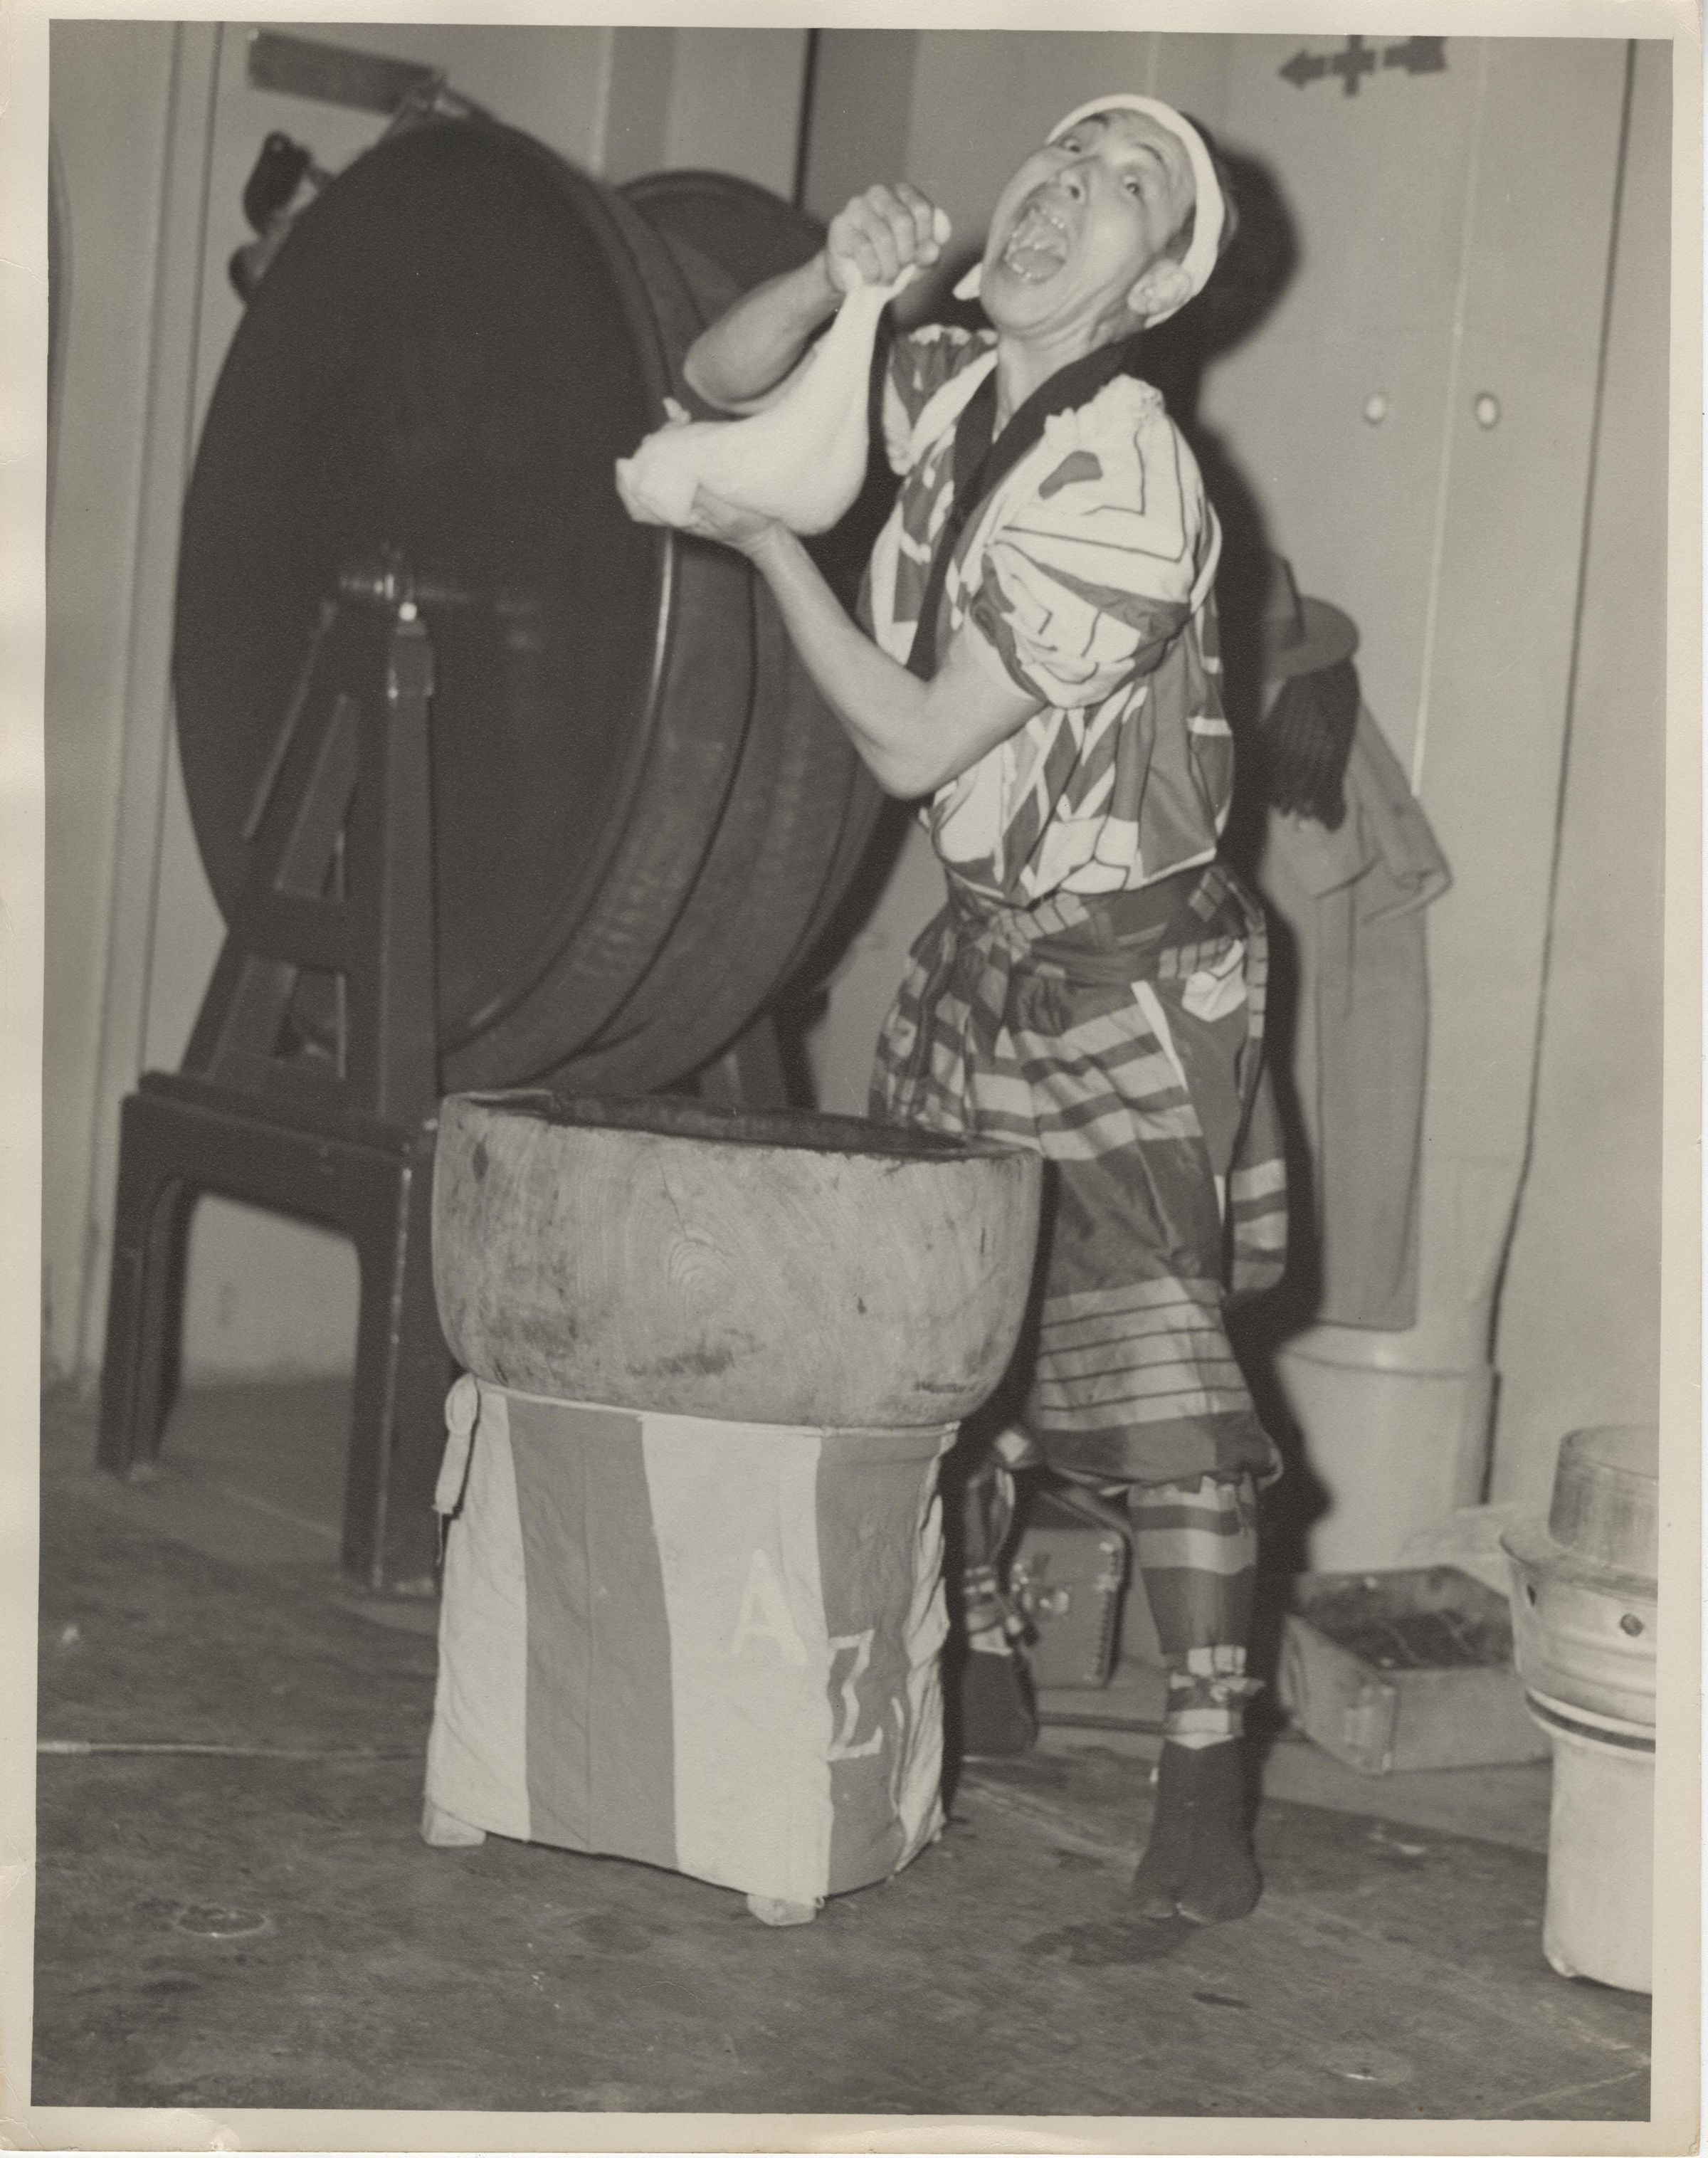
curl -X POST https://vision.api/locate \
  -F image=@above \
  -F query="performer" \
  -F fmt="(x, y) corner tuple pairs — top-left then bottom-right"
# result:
(676, 94), (1282, 1926)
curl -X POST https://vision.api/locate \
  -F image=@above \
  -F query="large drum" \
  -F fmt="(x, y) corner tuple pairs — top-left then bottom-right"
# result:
(173, 118), (888, 1094)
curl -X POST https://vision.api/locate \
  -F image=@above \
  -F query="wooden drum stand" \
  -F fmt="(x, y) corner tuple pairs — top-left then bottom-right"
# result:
(99, 556), (453, 1593)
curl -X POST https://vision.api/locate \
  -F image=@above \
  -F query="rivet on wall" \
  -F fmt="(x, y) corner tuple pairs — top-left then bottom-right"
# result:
(1473, 392), (1502, 429)
(1363, 393), (1390, 426)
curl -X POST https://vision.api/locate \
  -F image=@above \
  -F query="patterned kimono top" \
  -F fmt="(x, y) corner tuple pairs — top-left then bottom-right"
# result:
(867, 324), (1230, 902)
(865, 325), (1285, 1491)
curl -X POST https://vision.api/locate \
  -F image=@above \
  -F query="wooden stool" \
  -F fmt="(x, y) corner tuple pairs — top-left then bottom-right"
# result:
(100, 1074), (449, 1591)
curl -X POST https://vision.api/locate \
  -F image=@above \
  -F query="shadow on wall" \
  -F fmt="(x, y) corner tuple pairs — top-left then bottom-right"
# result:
(1145, 143), (1300, 739)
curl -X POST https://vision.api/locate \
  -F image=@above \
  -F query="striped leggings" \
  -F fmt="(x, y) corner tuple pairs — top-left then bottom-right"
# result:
(964, 1463), (1260, 1746)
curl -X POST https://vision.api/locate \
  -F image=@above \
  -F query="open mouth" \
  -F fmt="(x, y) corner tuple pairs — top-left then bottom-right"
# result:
(1000, 197), (1073, 283)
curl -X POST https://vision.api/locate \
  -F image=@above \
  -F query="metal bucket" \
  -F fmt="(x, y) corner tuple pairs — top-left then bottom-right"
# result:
(1501, 1424), (1657, 1994)
(1504, 1530), (1656, 1727)
(1524, 1690), (1655, 1994)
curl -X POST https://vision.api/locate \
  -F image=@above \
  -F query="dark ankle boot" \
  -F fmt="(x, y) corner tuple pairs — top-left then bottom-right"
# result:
(1132, 1739), (1261, 1923)
(1131, 1740), (1198, 1916)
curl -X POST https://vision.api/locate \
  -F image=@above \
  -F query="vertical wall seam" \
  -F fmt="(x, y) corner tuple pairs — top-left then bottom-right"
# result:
(133, 23), (223, 1075)
(71, 24), (223, 1380)
(178, 34), (223, 508)
(791, 29), (820, 211)
(1487, 39), (1638, 1339)
(119, 26), (186, 1079)
(902, 31), (929, 201)
(1409, 36), (1491, 798)
(587, 25), (616, 177)
(71, 26), (182, 1381)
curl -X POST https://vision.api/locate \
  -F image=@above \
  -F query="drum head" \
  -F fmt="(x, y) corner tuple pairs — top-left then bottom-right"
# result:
(174, 118), (682, 1053)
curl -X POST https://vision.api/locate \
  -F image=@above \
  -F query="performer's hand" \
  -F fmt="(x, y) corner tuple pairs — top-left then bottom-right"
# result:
(824, 184), (950, 295)
(613, 402), (701, 528)
(683, 485), (781, 559)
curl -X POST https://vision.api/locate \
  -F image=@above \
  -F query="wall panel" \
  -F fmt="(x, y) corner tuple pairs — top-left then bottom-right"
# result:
(42, 23), (181, 1382)
(1490, 43), (1670, 1512)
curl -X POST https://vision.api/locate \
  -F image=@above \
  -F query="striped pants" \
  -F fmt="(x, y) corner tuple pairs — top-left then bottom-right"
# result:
(962, 1459), (1260, 1746)
(870, 866), (1286, 1493)
(873, 866), (1284, 1744)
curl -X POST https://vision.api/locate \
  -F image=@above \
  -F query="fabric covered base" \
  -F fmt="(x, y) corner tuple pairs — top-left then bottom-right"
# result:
(425, 1379), (955, 1907)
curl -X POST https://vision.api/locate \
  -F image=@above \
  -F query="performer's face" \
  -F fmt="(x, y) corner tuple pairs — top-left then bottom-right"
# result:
(980, 109), (1196, 344)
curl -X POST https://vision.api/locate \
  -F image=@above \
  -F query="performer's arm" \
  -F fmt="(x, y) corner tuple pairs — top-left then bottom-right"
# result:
(694, 500), (1038, 799)
(684, 184), (947, 413)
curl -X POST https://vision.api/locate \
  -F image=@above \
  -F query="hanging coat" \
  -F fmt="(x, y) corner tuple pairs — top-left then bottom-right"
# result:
(1254, 706), (1450, 1332)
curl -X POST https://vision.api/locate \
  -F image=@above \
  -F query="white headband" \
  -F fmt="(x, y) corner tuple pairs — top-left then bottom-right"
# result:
(954, 94), (1225, 326)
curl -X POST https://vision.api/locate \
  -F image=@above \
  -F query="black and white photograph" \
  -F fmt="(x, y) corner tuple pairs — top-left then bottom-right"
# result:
(4, 3), (1699, 2144)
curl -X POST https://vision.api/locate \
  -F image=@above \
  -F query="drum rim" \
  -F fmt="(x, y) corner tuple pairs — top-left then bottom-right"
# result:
(1501, 1517), (1657, 1604)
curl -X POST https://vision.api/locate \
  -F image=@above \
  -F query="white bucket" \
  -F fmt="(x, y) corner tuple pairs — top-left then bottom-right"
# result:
(1527, 1690), (1654, 1995)
(1275, 1331), (1492, 1571)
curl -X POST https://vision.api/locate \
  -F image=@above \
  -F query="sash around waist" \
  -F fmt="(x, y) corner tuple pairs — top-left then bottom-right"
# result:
(942, 862), (1257, 989)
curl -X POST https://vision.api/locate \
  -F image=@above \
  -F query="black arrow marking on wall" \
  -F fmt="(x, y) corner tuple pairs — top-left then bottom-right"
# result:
(1385, 36), (1448, 75)
(1281, 36), (1449, 93)
(1279, 48), (1329, 88)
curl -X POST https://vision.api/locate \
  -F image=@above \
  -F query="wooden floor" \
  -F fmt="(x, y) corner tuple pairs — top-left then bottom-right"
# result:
(31, 1385), (1652, 2128)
